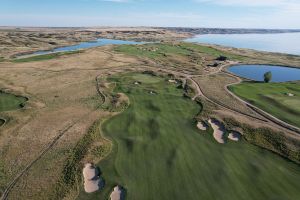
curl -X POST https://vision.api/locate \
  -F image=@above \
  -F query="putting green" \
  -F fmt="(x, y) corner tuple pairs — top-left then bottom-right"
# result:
(229, 81), (300, 128)
(0, 91), (27, 112)
(77, 73), (300, 200)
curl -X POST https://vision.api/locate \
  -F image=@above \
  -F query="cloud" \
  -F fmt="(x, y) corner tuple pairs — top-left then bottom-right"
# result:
(195, 0), (300, 7)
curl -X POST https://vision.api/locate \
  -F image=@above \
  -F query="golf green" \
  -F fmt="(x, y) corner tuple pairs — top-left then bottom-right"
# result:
(78, 73), (300, 200)
(0, 91), (27, 112)
(229, 81), (300, 128)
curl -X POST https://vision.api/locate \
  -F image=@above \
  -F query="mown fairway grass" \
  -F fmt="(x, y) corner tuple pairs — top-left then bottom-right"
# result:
(229, 81), (300, 128)
(12, 50), (82, 63)
(78, 73), (300, 200)
(0, 92), (27, 112)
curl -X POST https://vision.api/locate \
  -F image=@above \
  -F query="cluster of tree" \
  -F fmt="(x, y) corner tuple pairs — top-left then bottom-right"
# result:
(264, 71), (272, 83)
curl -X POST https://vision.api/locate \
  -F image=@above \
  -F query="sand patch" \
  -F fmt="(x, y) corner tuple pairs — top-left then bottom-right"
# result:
(168, 79), (177, 83)
(83, 163), (102, 193)
(197, 121), (207, 131)
(110, 185), (124, 200)
(208, 119), (226, 144)
(228, 131), (241, 142)
(286, 93), (295, 97)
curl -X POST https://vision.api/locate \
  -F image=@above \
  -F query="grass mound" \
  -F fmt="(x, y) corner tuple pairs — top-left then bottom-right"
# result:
(77, 73), (300, 200)
(229, 81), (300, 128)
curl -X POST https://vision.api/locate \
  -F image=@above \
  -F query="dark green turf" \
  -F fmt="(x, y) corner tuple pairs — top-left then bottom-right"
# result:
(77, 74), (300, 200)
(12, 50), (82, 63)
(0, 92), (27, 112)
(229, 81), (300, 128)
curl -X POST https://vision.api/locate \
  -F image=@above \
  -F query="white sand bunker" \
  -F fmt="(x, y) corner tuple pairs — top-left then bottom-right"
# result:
(197, 121), (207, 131)
(286, 93), (295, 97)
(168, 79), (177, 83)
(208, 119), (226, 144)
(228, 131), (241, 142)
(110, 185), (124, 200)
(83, 163), (102, 193)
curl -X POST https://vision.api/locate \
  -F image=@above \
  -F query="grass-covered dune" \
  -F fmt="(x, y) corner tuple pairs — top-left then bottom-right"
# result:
(0, 91), (27, 112)
(229, 81), (300, 128)
(77, 73), (300, 200)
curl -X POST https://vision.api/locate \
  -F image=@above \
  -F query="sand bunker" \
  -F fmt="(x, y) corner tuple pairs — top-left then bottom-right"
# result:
(228, 131), (241, 142)
(83, 163), (102, 193)
(208, 119), (226, 144)
(110, 185), (124, 200)
(197, 121), (207, 131)
(168, 79), (177, 83)
(286, 93), (295, 97)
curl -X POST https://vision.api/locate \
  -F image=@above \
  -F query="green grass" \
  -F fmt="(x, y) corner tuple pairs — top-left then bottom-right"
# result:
(0, 92), (27, 112)
(115, 42), (245, 61)
(115, 43), (191, 59)
(12, 50), (82, 63)
(229, 81), (300, 128)
(77, 73), (300, 200)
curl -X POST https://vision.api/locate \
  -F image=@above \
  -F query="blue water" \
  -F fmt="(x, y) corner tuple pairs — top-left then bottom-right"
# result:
(185, 33), (300, 55)
(228, 65), (300, 82)
(33, 38), (142, 55)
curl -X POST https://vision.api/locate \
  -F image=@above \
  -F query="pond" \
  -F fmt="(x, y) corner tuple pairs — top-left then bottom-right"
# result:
(33, 38), (143, 56)
(228, 65), (300, 82)
(185, 33), (300, 55)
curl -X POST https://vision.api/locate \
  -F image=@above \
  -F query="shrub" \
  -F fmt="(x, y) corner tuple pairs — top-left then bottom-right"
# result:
(264, 71), (272, 83)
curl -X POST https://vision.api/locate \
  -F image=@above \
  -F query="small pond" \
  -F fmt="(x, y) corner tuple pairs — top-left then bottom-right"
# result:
(228, 65), (300, 82)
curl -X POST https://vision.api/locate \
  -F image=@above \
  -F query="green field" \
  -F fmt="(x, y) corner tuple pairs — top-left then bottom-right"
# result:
(0, 92), (27, 112)
(12, 50), (82, 63)
(115, 43), (245, 60)
(77, 73), (300, 200)
(229, 81), (300, 128)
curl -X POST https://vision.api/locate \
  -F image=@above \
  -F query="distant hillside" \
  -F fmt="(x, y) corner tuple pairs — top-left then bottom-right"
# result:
(161, 27), (300, 35)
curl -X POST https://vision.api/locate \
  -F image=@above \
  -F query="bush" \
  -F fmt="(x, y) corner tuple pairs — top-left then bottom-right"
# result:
(264, 71), (272, 83)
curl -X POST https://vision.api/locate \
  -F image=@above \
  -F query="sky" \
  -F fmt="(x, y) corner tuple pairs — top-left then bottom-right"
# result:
(0, 0), (299, 28)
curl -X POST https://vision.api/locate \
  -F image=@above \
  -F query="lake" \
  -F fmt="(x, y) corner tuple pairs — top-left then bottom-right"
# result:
(33, 38), (142, 55)
(185, 33), (300, 55)
(228, 65), (300, 82)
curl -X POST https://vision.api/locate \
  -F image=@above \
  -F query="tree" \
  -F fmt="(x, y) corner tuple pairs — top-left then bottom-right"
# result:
(264, 71), (272, 83)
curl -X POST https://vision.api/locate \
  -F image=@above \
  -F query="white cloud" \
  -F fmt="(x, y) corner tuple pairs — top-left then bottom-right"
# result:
(195, 0), (300, 7)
